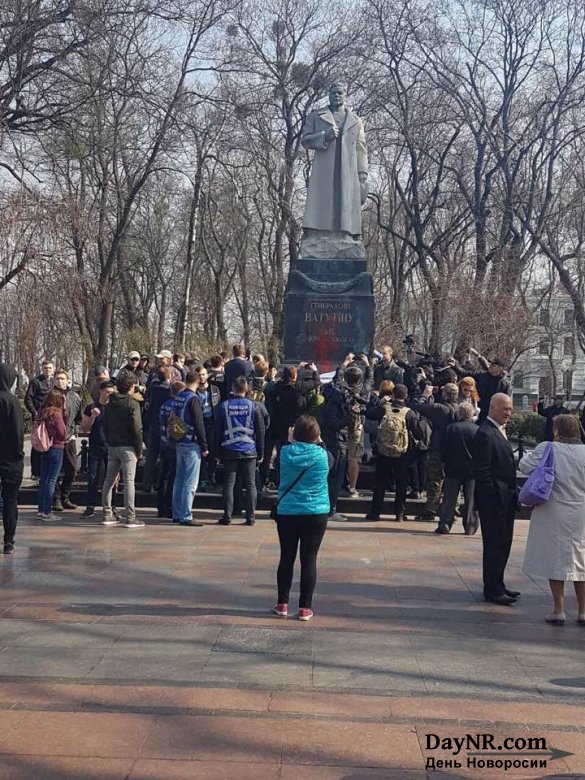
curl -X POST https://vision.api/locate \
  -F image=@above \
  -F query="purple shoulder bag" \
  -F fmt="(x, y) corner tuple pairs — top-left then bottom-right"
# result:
(519, 442), (555, 507)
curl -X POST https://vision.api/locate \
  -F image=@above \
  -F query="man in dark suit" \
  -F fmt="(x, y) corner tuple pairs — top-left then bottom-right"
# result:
(437, 403), (479, 535)
(472, 393), (519, 605)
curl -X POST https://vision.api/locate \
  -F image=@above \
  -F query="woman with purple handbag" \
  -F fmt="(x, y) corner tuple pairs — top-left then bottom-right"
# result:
(519, 414), (585, 625)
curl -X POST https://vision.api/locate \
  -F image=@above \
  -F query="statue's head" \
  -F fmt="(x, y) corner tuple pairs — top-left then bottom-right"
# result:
(328, 82), (347, 109)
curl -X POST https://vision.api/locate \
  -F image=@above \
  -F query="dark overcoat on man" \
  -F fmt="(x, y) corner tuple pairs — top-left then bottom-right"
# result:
(472, 419), (517, 600)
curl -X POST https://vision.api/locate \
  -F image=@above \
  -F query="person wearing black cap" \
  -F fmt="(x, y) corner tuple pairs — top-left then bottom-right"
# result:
(457, 350), (511, 423)
(0, 363), (24, 554)
(90, 365), (110, 402)
(80, 380), (116, 519)
(537, 394), (570, 441)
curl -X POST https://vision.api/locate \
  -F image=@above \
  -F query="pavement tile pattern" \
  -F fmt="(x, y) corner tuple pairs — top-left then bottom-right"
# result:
(0, 508), (584, 778)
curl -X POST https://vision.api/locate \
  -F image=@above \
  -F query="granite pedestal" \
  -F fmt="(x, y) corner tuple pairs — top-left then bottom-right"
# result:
(283, 258), (375, 370)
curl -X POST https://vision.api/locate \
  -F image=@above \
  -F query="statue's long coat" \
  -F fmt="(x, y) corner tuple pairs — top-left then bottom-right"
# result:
(301, 106), (368, 237)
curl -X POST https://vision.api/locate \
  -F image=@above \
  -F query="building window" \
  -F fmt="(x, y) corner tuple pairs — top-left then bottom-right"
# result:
(514, 371), (525, 388)
(565, 309), (574, 329)
(539, 339), (549, 356)
(539, 376), (552, 397)
(539, 309), (550, 327)
(564, 337), (575, 356)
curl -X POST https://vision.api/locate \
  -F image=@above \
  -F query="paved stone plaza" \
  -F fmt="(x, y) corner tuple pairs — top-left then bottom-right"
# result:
(0, 509), (584, 779)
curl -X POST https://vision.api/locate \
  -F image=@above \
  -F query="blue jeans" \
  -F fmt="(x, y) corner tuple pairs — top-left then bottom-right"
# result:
(172, 443), (202, 523)
(38, 448), (64, 514)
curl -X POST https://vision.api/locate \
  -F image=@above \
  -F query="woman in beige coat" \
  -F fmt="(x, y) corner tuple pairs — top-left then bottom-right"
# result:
(519, 414), (585, 625)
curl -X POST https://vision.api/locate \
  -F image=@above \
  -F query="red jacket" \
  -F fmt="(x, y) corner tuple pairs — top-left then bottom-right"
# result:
(43, 411), (67, 449)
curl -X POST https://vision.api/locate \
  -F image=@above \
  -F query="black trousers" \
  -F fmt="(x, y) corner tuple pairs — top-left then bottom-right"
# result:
(86, 448), (108, 508)
(57, 439), (78, 501)
(259, 430), (277, 487)
(0, 461), (23, 546)
(327, 449), (347, 515)
(370, 455), (410, 517)
(157, 448), (176, 518)
(222, 457), (257, 520)
(142, 428), (160, 491)
(477, 496), (516, 598)
(199, 423), (216, 484)
(276, 514), (328, 609)
(31, 448), (41, 478)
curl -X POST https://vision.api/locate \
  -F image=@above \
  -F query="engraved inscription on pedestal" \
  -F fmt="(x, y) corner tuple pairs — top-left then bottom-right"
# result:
(284, 288), (374, 368)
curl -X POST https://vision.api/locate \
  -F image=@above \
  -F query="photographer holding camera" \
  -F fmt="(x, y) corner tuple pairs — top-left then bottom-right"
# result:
(334, 364), (369, 498)
(333, 352), (373, 396)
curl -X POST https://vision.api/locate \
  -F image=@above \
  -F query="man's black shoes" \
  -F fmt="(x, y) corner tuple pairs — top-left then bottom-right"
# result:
(505, 589), (521, 599)
(485, 594), (517, 606)
(217, 517), (231, 525)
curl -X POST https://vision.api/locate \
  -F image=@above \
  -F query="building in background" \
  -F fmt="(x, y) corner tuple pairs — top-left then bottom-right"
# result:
(511, 288), (584, 409)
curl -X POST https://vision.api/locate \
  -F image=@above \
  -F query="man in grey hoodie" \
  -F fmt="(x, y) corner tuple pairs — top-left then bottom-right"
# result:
(0, 363), (24, 554)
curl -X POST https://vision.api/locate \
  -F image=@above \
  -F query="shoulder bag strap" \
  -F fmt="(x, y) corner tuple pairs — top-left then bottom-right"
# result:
(276, 468), (309, 511)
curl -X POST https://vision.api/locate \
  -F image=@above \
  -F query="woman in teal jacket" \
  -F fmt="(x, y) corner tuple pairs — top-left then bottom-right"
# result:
(273, 414), (330, 621)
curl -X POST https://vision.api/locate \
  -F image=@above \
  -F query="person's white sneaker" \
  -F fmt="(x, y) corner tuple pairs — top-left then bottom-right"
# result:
(41, 513), (59, 522)
(123, 519), (145, 528)
(101, 517), (120, 526)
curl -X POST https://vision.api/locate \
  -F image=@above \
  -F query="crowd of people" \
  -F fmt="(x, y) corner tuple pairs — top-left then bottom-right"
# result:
(1, 341), (584, 623)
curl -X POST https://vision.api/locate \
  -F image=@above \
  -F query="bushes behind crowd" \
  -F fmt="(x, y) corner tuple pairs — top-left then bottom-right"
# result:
(506, 412), (546, 443)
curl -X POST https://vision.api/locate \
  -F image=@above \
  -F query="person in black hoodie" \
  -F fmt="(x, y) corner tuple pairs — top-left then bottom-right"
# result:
(223, 344), (254, 400)
(538, 395), (570, 441)
(142, 367), (171, 491)
(101, 371), (144, 528)
(0, 363), (24, 554)
(437, 403), (479, 535)
(271, 367), (307, 480)
(411, 382), (459, 521)
(320, 382), (350, 522)
(208, 354), (226, 401)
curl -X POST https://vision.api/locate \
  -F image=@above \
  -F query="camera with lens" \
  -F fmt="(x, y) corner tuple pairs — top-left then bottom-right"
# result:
(296, 367), (320, 396)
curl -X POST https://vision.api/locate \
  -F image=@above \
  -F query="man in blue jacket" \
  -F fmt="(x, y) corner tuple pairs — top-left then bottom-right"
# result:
(216, 376), (265, 526)
(163, 371), (208, 527)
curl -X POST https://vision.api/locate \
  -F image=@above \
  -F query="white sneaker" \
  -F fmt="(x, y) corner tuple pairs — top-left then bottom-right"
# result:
(101, 517), (120, 526)
(123, 519), (145, 528)
(41, 513), (59, 522)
